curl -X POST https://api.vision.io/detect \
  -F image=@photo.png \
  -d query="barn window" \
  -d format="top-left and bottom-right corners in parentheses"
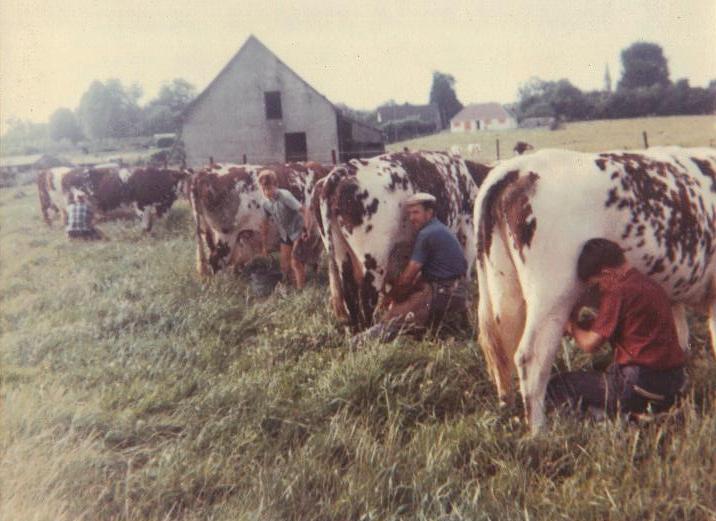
top-left (265, 91), bottom-right (283, 119)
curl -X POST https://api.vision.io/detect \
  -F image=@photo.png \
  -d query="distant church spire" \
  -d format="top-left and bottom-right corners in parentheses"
top-left (604, 64), bottom-right (612, 93)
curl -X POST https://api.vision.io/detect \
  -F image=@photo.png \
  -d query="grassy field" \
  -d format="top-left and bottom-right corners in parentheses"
top-left (2, 119), bottom-right (716, 520)
top-left (389, 115), bottom-right (716, 163)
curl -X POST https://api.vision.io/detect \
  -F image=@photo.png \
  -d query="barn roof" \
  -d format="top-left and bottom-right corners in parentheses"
top-left (451, 102), bottom-right (514, 122)
top-left (181, 35), bottom-right (380, 136)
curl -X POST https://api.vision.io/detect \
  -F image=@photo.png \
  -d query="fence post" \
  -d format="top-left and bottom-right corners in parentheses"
top-left (331, 150), bottom-right (337, 165)
top-left (243, 154), bottom-right (247, 164)
top-left (496, 139), bottom-right (500, 160)
top-left (642, 131), bottom-right (649, 149)
top-left (209, 156), bottom-right (214, 166)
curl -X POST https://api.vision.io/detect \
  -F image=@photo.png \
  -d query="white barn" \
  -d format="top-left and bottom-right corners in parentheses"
top-left (180, 36), bottom-right (384, 168)
top-left (450, 103), bottom-right (518, 132)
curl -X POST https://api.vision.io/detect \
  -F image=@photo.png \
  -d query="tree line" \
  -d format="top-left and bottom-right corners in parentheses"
top-left (3, 41), bottom-right (714, 151)
top-left (364, 42), bottom-right (716, 143)
top-left (516, 42), bottom-right (716, 123)
top-left (3, 78), bottom-right (197, 147)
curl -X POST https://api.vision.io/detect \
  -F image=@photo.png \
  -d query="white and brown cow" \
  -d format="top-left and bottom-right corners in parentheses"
top-left (37, 166), bottom-right (84, 225)
top-left (315, 150), bottom-right (491, 331)
top-left (38, 165), bottom-right (188, 232)
top-left (189, 162), bottom-right (328, 275)
top-left (474, 147), bottom-right (716, 432)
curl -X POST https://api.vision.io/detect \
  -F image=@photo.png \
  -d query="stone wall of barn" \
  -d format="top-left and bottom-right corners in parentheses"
top-left (181, 37), bottom-right (340, 168)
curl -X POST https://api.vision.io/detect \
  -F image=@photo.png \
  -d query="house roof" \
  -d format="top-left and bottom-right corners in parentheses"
top-left (451, 102), bottom-right (513, 122)
top-left (377, 103), bottom-right (440, 123)
top-left (181, 35), bottom-right (380, 135)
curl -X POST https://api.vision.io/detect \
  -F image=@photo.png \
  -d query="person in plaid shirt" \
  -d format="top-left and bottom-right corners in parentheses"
top-left (66, 193), bottom-right (104, 240)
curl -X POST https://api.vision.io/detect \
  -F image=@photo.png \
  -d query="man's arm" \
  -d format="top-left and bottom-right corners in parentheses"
top-left (565, 320), bottom-right (606, 354)
top-left (388, 260), bottom-right (423, 303)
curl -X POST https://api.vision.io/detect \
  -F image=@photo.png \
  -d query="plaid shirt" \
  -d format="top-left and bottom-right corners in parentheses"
top-left (66, 202), bottom-right (93, 232)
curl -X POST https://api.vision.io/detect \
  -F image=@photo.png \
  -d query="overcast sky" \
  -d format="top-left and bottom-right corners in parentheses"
top-left (1, 0), bottom-right (715, 134)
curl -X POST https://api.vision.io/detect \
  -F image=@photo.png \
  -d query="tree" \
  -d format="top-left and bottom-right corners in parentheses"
top-left (1, 118), bottom-right (49, 153)
top-left (49, 108), bottom-right (83, 143)
top-left (517, 77), bottom-right (592, 121)
top-left (141, 78), bottom-right (196, 134)
top-left (429, 72), bottom-right (463, 129)
top-left (77, 79), bottom-right (143, 139)
top-left (618, 42), bottom-right (670, 91)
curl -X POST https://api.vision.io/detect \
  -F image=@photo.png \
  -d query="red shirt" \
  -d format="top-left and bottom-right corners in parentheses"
top-left (590, 268), bottom-right (686, 369)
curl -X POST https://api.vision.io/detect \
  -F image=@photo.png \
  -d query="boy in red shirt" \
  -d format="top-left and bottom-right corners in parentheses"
top-left (547, 238), bottom-right (687, 418)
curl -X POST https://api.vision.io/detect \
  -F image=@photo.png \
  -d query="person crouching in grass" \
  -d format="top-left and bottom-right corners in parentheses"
top-left (66, 192), bottom-right (106, 241)
top-left (258, 169), bottom-right (306, 290)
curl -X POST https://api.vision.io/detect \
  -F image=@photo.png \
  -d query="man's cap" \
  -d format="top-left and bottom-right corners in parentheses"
top-left (405, 192), bottom-right (436, 206)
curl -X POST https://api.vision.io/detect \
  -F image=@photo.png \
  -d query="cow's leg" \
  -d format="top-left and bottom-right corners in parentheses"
top-left (476, 231), bottom-right (525, 407)
top-left (514, 290), bottom-right (577, 433)
top-left (327, 256), bottom-right (348, 321)
top-left (330, 226), bottom-right (363, 329)
top-left (671, 303), bottom-right (690, 353)
top-left (477, 266), bottom-right (525, 407)
top-left (708, 278), bottom-right (716, 359)
top-left (138, 206), bottom-right (154, 232)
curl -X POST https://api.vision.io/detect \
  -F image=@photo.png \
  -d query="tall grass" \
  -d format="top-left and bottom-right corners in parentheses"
top-left (1, 131), bottom-right (716, 520)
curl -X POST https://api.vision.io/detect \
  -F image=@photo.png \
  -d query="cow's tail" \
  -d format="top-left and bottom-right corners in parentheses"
top-left (37, 170), bottom-right (54, 226)
top-left (474, 169), bottom-right (526, 405)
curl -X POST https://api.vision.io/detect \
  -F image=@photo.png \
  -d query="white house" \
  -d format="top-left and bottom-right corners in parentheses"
top-left (450, 103), bottom-right (517, 132)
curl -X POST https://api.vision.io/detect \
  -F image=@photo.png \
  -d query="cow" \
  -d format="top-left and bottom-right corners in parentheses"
top-left (188, 161), bottom-right (328, 276)
top-left (474, 147), bottom-right (716, 433)
top-left (37, 166), bottom-right (84, 225)
top-left (38, 165), bottom-right (188, 232)
top-left (467, 143), bottom-right (482, 157)
top-left (513, 141), bottom-right (534, 155)
top-left (315, 150), bottom-right (491, 331)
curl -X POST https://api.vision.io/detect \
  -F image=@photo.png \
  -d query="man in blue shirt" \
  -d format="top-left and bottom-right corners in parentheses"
top-left (354, 192), bottom-right (469, 345)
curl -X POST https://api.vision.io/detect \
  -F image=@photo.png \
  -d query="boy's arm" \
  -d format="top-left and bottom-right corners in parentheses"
top-left (565, 320), bottom-right (606, 354)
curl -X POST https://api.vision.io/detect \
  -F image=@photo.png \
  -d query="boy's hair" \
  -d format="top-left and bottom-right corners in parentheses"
top-left (577, 238), bottom-right (626, 282)
top-left (258, 169), bottom-right (277, 186)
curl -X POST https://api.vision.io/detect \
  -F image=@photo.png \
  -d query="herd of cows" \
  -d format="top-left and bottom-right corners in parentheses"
top-left (35, 145), bottom-right (716, 432)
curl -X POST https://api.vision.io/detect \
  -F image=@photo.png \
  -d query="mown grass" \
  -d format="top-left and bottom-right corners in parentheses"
top-left (389, 114), bottom-right (716, 163)
top-left (2, 133), bottom-right (716, 520)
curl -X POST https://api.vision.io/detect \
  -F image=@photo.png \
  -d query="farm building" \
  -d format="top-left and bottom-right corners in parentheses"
top-left (450, 103), bottom-right (518, 132)
top-left (180, 35), bottom-right (384, 167)
top-left (377, 103), bottom-right (441, 130)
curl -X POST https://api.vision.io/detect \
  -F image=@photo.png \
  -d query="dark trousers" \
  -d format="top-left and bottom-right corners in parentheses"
top-left (546, 364), bottom-right (686, 417)
top-left (67, 229), bottom-right (102, 241)
top-left (427, 278), bottom-right (469, 334)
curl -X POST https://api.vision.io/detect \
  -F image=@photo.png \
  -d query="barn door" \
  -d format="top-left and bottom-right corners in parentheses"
top-left (285, 132), bottom-right (307, 162)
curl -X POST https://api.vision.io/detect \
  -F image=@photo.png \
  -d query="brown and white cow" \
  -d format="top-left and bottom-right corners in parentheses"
top-left (37, 166), bottom-right (84, 225)
top-left (188, 161), bottom-right (329, 275)
top-left (474, 147), bottom-right (716, 433)
top-left (315, 150), bottom-right (491, 331)
top-left (38, 165), bottom-right (188, 232)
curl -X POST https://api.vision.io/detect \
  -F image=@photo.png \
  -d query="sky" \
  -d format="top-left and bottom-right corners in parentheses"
top-left (1, 0), bottom-right (715, 134)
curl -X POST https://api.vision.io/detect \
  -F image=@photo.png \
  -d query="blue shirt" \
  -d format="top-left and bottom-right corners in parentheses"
top-left (411, 218), bottom-right (467, 281)
top-left (262, 188), bottom-right (304, 242)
